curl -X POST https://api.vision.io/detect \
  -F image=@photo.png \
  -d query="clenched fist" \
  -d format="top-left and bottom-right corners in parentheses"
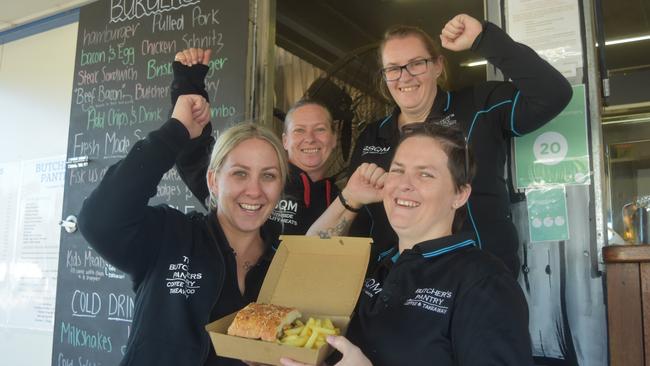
top-left (440, 14), bottom-right (483, 52)
top-left (172, 94), bottom-right (211, 139)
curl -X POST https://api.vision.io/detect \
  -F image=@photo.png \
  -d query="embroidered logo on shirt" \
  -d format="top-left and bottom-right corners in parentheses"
top-left (362, 278), bottom-right (383, 298)
top-left (269, 199), bottom-right (299, 226)
top-left (166, 256), bottom-right (203, 298)
top-left (361, 145), bottom-right (391, 156)
top-left (403, 287), bottom-right (453, 314)
top-left (433, 114), bottom-right (457, 127)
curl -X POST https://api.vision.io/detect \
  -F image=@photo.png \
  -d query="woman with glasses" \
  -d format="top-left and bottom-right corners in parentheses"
top-left (284, 124), bottom-right (532, 366)
top-left (346, 13), bottom-right (572, 277)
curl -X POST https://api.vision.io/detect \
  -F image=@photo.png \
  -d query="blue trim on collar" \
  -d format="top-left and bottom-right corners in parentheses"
top-left (444, 91), bottom-right (451, 112)
top-left (391, 251), bottom-right (401, 263)
top-left (510, 91), bottom-right (522, 136)
top-left (466, 202), bottom-right (482, 249)
top-left (467, 99), bottom-right (512, 142)
top-left (378, 115), bottom-right (392, 129)
top-left (377, 246), bottom-right (397, 262)
top-left (421, 239), bottom-right (476, 258)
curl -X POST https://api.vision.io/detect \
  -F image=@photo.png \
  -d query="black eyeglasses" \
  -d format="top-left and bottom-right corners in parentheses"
top-left (380, 58), bottom-right (435, 82)
top-left (400, 122), bottom-right (471, 182)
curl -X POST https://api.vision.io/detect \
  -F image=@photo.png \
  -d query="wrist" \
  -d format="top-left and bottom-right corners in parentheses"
top-left (339, 191), bottom-right (361, 213)
top-left (470, 20), bottom-right (489, 51)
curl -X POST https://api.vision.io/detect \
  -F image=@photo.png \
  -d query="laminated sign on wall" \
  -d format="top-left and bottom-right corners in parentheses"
top-left (526, 186), bottom-right (570, 243)
top-left (515, 84), bottom-right (590, 188)
top-left (506, 0), bottom-right (583, 78)
top-left (0, 156), bottom-right (65, 330)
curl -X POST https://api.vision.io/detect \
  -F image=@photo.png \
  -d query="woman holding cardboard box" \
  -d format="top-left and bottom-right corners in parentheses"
top-left (281, 124), bottom-right (531, 366)
top-left (78, 94), bottom-right (288, 365)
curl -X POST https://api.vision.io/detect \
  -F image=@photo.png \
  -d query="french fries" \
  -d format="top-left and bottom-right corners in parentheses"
top-left (278, 317), bottom-right (340, 349)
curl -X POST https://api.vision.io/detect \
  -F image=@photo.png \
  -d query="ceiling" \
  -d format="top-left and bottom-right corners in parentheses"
top-left (601, 0), bottom-right (650, 72)
top-left (276, 0), bottom-right (650, 91)
top-left (0, 0), bottom-right (92, 31)
top-left (276, 0), bottom-right (486, 90)
top-left (1, 0), bottom-right (648, 89)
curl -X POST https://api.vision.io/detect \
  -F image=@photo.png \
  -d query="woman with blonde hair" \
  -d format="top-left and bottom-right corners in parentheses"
top-left (79, 94), bottom-right (288, 366)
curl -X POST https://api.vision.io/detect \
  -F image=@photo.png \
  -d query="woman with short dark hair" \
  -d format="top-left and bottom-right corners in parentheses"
top-left (285, 124), bottom-right (532, 366)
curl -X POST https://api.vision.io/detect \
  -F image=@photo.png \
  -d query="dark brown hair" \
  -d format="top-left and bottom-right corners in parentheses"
top-left (378, 25), bottom-right (450, 100)
top-left (396, 123), bottom-right (475, 233)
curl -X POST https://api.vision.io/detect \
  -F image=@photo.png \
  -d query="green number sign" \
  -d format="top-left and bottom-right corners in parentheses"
top-left (515, 84), bottom-right (590, 188)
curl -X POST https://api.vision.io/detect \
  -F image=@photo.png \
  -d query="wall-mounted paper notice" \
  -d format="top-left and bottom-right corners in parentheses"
top-left (0, 156), bottom-right (65, 330)
top-left (506, 0), bottom-right (583, 78)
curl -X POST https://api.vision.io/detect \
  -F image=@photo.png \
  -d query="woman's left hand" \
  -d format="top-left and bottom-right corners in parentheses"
top-left (440, 13), bottom-right (483, 52)
top-left (279, 335), bottom-right (372, 366)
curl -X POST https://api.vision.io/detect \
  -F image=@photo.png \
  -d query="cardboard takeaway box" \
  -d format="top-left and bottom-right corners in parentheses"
top-left (206, 235), bottom-right (371, 365)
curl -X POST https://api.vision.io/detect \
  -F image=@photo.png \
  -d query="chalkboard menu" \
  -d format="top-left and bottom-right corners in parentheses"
top-left (52, 1), bottom-right (249, 364)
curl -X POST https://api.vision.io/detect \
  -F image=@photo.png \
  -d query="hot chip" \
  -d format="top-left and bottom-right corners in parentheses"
top-left (278, 317), bottom-right (341, 350)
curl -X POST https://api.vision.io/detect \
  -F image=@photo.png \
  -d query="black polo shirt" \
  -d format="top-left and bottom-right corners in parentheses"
top-left (265, 164), bottom-right (339, 237)
top-left (346, 232), bottom-right (532, 366)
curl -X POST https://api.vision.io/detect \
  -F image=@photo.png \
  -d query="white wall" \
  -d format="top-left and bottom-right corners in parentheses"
top-left (0, 23), bottom-right (76, 163)
top-left (0, 22), bottom-right (77, 366)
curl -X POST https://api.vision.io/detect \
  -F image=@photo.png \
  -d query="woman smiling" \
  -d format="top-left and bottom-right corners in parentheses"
top-left (293, 124), bottom-right (531, 366)
top-left (78, 94), bottom-right (289, 366)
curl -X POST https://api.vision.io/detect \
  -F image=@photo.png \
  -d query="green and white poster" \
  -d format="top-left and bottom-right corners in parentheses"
top-left (515, 84), bottom-right (590, 188)
top-left (526, 186), bottom-right (570, 242)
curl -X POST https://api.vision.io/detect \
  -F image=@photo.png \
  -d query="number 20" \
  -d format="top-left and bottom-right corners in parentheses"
top-left (540, 142), bottom-right (561, 154)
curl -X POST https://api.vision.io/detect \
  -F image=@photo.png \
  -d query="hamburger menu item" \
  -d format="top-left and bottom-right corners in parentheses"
top-left (227, 303), bottom-right (301, 342)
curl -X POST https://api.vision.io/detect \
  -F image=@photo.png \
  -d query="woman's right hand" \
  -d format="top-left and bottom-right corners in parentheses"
top-left (343, 163), bottom-right (386, 208)
top-left (279, 335), bottom-right (372, 366)
top-left (174, 47), bottom-right (212, 66)
top-left (172, 95), bottom-right (210, 139)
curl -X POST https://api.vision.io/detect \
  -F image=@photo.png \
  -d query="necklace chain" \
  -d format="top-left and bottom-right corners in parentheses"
top-left (242, 260), bottom-right (253, 271)
top-left (233, 251), bottom-right (255, 271)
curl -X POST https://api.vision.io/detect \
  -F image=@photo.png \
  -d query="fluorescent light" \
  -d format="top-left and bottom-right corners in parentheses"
top-left (462, 33), bottom-right (650, 66)
top-left (604, 34), bottom-right (650, 46)
top-left (461, 60), bottom-right (488, 67)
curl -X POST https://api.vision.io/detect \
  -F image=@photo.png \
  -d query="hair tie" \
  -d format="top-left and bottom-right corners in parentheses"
top-left (338, 192), bottom-right (361, 213)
